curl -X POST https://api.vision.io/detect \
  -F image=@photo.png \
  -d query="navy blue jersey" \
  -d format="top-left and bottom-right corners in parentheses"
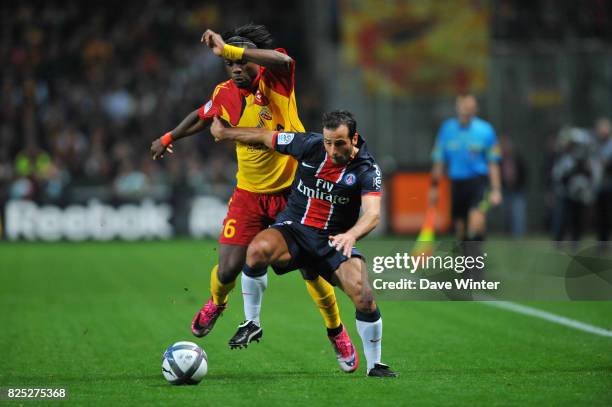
top-left (271, 131), bottom-right (382, 234)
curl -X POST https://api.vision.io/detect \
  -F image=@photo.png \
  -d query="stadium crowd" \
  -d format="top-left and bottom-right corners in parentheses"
top-left (545, 118), bottom-right (612, 248)
top-left (0, 0), bottom-right (314, 208)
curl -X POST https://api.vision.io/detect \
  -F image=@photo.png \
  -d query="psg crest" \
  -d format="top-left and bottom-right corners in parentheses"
top-left (343, 173), bottom-right (356, 185)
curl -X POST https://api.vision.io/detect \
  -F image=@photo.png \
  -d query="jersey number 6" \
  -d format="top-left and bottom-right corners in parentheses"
top-left (223, 219), bottom-right (237, 238)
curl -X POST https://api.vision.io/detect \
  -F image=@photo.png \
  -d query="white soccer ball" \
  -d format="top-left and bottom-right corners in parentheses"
top-left (162, 341), bottom-right (208, 385)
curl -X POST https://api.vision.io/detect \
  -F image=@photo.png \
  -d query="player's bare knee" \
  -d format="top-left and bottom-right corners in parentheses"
top-left (217, 257), bottom-right (243, 283)
top-left (246, 238), bottom-right (274, 267)
top-left (217, 247), bottom-right (246, 283)
top-left (356, 295), bottom-right (376, 313)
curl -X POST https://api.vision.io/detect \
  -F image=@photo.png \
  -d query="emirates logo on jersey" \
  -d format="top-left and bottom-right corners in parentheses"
top-left (254, 90), bottom-right (270, 106)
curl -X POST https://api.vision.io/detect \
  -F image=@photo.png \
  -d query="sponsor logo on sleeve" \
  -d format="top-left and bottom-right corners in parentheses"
top-left (373, 165), bottom-right (382, 189)
top-left (277, 132), bottom-right (295, 145)
top-left (204, 100), bottom-right (213, 114)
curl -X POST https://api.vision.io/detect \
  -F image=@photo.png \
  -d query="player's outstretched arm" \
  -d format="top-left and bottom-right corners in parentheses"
top-left (240, 47), bottom-right (292, 73)
top-left (150, 109), bottom-right (209, 160)
top-left (210, 116), bottom-right (275, 148)
top-left (329, 194), bottom-right (382, 257)
top-left (202, 29), bottom-right (292, 74)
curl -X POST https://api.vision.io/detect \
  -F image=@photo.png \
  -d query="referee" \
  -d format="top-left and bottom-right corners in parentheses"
top-left (429, 94), bottom-right (502, 263)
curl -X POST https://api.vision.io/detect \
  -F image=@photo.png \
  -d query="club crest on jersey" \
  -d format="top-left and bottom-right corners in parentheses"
top-left (343, 173), bottom-right (357, 186)
top-left (259, 106), bottom-right (272, 121)
top-left (277, 132), bottom-right (294, 145)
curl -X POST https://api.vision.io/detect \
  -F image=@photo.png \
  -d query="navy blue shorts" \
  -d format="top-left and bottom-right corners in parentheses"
top-left (269, 221), bottom-right (364, 285)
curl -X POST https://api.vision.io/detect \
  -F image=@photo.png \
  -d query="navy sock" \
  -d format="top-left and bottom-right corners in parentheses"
top-left (326, 323), bottom-right (343, 337)
top-left (355, 307), bottom-right (381, 322)
top-left (242, 264), bottom-right (267, 277)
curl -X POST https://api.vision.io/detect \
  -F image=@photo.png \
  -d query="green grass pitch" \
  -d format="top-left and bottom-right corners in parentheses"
top-left (1, 240), bottom-right (611, 406)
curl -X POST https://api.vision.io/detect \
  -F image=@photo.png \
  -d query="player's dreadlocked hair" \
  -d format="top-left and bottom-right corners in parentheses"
top-left (222, 23), bottom-right (274, 49)
top-left (323, 110), bottom-right (357, 137)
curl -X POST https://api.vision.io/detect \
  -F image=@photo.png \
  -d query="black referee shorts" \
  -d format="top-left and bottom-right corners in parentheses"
top-left (450, 175), bottom-right (488, 221)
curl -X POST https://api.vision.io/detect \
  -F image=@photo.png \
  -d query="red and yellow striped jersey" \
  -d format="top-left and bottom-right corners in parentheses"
top-left (198, 48), bottom-right (304, 193)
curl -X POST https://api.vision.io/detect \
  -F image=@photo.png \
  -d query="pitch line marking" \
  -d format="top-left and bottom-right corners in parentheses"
top-left (482, 301), bottom-right (612, 338)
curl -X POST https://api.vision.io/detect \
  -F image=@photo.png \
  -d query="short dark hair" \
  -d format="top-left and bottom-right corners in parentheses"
top-left (223, 23), bottom-right (274, 49)
top-left (322, 110), bottom-right (357, 137)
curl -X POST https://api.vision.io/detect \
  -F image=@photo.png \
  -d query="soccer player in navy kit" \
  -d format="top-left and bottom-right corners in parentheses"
top-left (211, 110), bottom-right (397, 377)
top-left (429, 94), bottom-right (502, 260)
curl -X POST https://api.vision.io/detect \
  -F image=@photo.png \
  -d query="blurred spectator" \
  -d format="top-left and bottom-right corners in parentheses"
top-left (499, 134), bottom-right (528, 237)
top-left (140, 155), bottom-right (169, 201)
top-left (11, 138), bottom-right (52, 201)
top-left (102, 79), bottom-right (136, 125)
top-left (83, 127), bottom-right (112, 183)
top-left (42, 158), bottom-right (71, 203)
top-left (551, 127), bottom-right (600, 249)
top-left (113, 158), bottom-right (149, 201)
top-left (541, 132), bottom-right (559, 232)
top-left (594, 117), bottom-right (612, 250)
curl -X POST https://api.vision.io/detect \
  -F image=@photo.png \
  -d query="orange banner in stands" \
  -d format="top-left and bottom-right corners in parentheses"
top-left (389, 172), bottom-right (451, 234)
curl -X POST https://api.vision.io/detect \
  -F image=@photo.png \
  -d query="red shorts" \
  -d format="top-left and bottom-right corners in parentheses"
top-left (218, 187), bottom-right (290, 246)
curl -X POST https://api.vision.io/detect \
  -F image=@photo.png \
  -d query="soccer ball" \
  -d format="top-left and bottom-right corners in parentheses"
top-left (162, 341), bottom-right (208, 385)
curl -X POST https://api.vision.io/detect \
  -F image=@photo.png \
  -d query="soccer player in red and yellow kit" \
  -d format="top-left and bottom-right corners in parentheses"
top-left (151, 24), bottom-right (354, 368)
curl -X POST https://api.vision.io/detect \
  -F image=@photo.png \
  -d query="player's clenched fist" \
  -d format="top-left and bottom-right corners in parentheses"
top-left (201, 29), bottom-right (225, 56)
top-left (150, 137), bottom-right (173, 160)
top-left (210, 116), bottom-right (223, 140)
top-left (210, 116), bottom-right (229, 142)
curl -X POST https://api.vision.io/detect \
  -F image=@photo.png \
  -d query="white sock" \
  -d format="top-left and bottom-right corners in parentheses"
top-left (241, 273), bottom-right (267, 325)
top-left (356, 317), bottom-right (383, 372)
